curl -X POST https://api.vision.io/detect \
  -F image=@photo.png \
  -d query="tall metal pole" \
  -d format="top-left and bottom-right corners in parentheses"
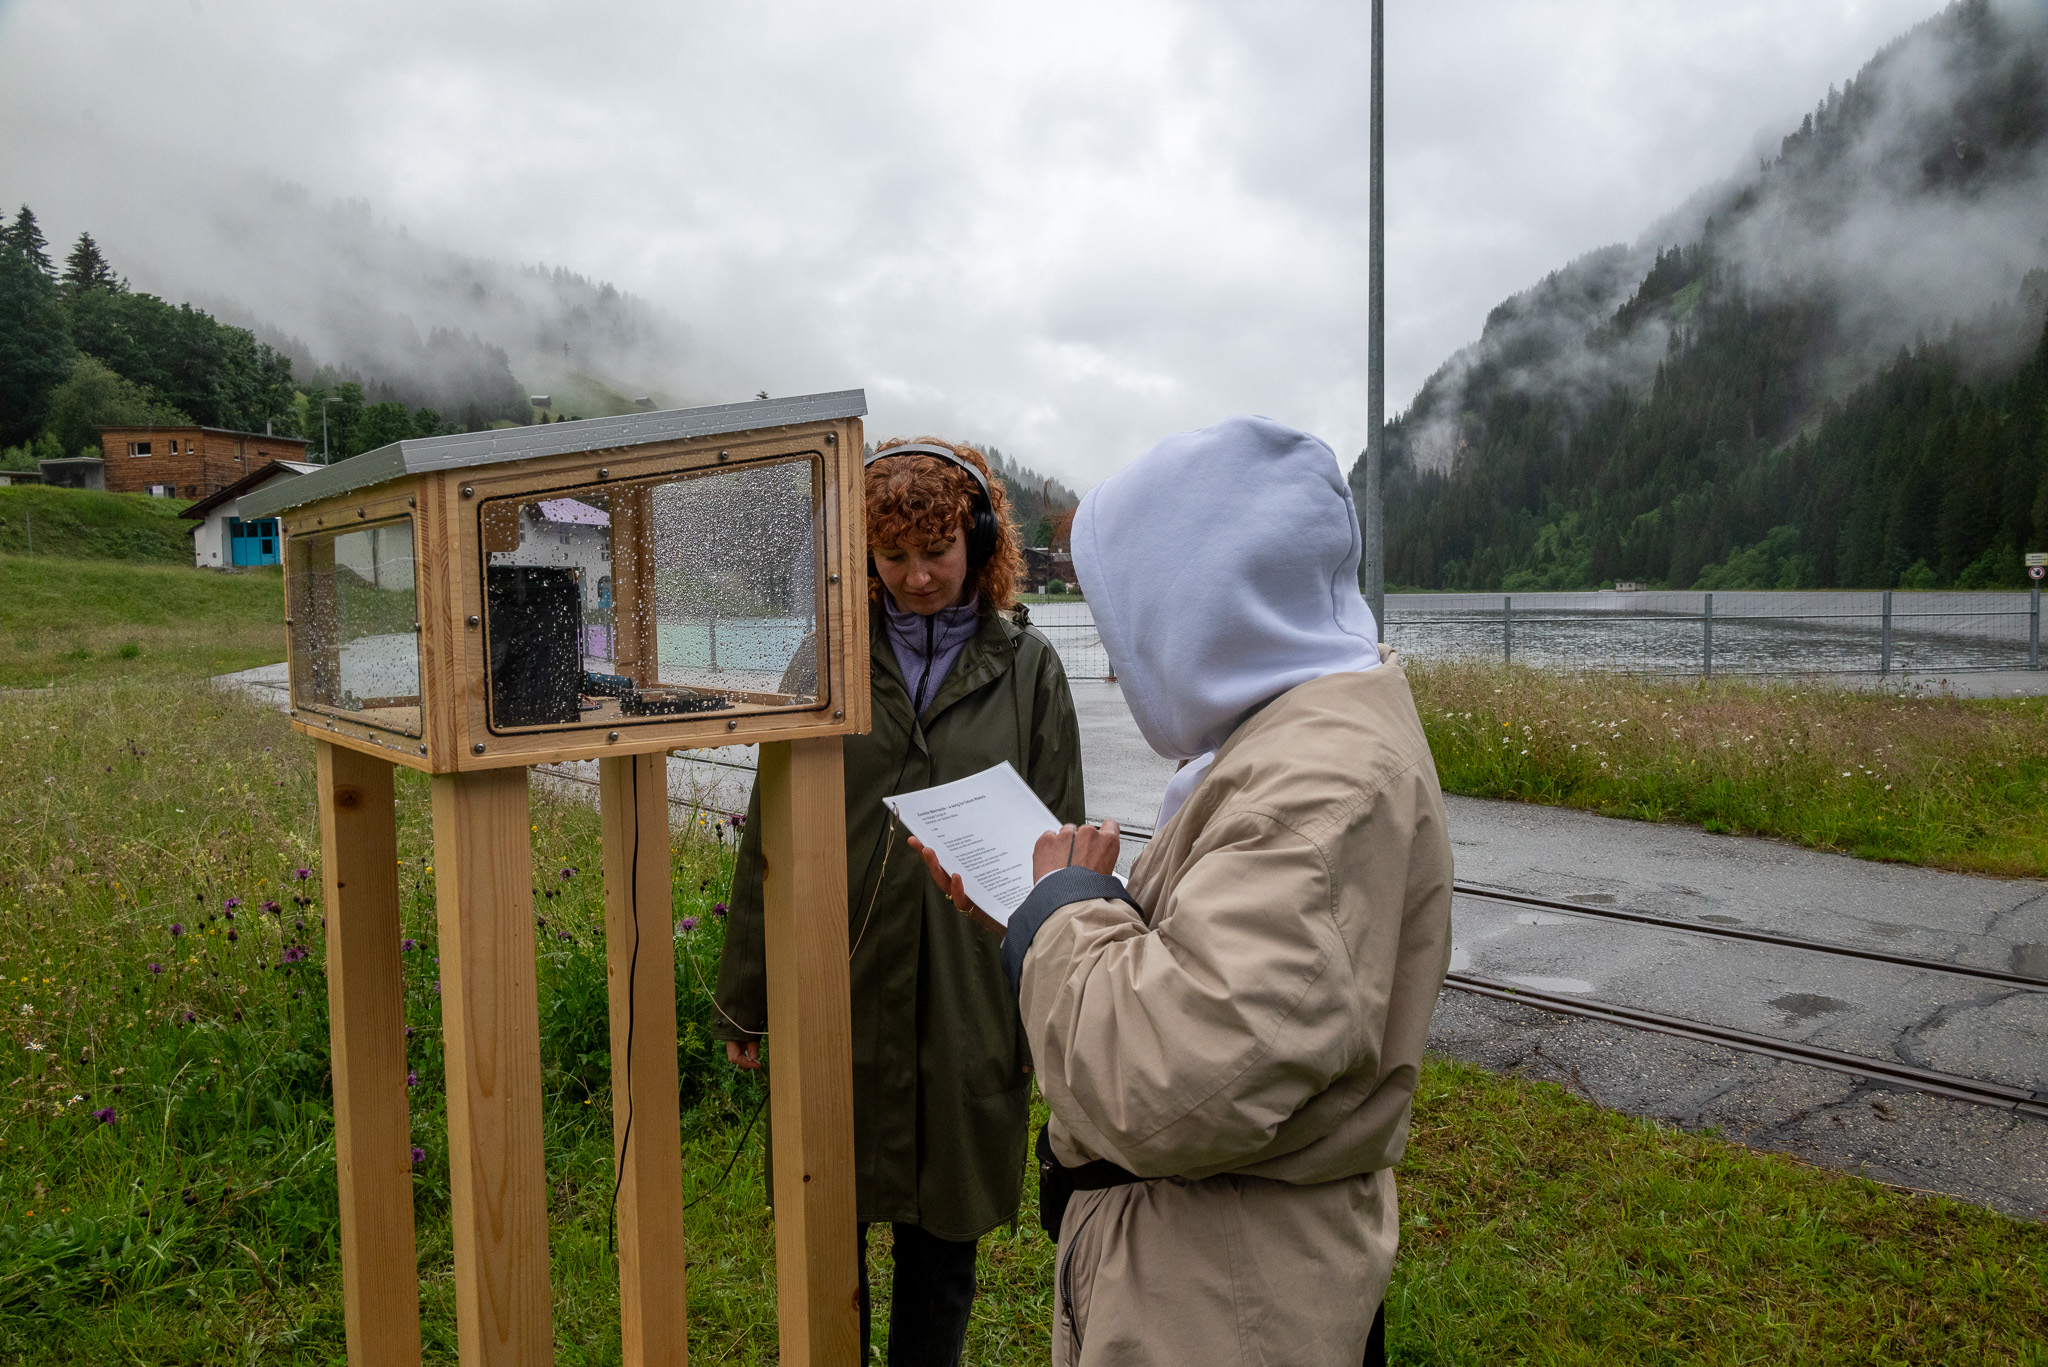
top-left (1363, 0), bottom-right (1386, 630)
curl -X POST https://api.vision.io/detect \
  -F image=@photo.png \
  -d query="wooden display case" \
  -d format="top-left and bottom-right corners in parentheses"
top-left (246, 393), bottom-right (870, 1367)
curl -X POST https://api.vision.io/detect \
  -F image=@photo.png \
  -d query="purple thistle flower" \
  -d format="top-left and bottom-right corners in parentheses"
top-left (712, 902), bottom-right (729, 918)
top-left (223, 896), bottom-right (241, 911)
top-left (433, 981), bottom-right (441, 995)
top-left (169, 923), bottom-right (184, 938)
top-left (294, 867), bottom-right (311, 882)
top-left (406, 1070), bottom-right (418, 1088)
top-left (680, 916), bottom-right (699, 933)
top-left (180, 1010), bottom-right (195, 1024)
top-left (411, 1145), bottom-right (426, 1165)
top-left (405, 1025), bottom-right (415, 1038)
top-left (262, 899), bottom-right (279, 915)
top-left (225, 928), bottom-right (238, 943)
top-left (147, 962), bottom-right (163, 976)
top-left (559, 866), bottom-right (576, 880)
top-left (282, 944), bottom-right (307, 965)
top-left (556, 931), bottom-right (571, 942)
top-left (92, 1107), bottom-right (115, 1125)
top-left (401, 938), bottom-right (419, 952)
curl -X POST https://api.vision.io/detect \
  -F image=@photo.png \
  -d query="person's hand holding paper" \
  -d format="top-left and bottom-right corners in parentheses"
top-left (888, 762), bottom-right (1118, 937)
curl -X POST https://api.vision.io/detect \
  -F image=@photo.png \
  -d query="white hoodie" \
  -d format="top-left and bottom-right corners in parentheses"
top-left (1071, 414), bottom-right (1381, 826)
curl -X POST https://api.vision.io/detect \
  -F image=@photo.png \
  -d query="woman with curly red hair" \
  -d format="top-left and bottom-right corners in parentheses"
top-left (716, 437), bottom-right (1084, 1365)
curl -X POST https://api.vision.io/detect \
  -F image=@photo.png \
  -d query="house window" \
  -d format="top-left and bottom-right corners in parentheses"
top-left (128, 441), bottom-right (152, 457)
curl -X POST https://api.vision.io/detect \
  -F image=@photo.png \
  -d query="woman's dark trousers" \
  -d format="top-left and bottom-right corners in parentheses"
top-left (856, 1222), bottom-right (980, 1366)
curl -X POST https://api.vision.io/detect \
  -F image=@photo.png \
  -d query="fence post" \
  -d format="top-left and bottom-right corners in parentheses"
top-left (1881, 590), bottom-right (1893, 676)
top-left (2032, 583), bottom-right (2041, 670)
top-left (1702, 593), bottom-right (1714, 677)
top-left (1503, 595), bottom-right (1513, 665)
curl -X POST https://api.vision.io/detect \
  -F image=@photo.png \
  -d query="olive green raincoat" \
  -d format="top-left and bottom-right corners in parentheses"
top-left (714, 604), bottom-right (1085, 1240)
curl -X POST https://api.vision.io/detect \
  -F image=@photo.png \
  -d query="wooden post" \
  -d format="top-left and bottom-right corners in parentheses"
top-left (319, 742), bottom-right (423, 1367)
top-left (600, 754), bottom-right (690, 1367)
top-left (756, 737), bottom-right (859, 1367)
top-left (431, 767), bottom-right (554, 1367)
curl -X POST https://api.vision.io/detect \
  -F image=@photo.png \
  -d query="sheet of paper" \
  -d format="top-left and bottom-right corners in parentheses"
top-left (882, 761), bottom-right (1063, 926)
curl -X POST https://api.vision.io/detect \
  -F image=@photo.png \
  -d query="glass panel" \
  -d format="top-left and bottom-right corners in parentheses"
top-left (478, 456), bottom-right (824, 733)
top-left (285, 519), bottom-right (422, 736)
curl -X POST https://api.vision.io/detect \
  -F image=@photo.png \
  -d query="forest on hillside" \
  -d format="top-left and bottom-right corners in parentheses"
top-left (1362, 0), bottom-right (2048, 591)
top-left (0, 205), bottom-right (549, 471)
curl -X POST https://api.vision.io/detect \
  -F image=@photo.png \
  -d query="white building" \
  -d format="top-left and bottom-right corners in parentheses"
top-left (180, 460), bottom-right (322, 568)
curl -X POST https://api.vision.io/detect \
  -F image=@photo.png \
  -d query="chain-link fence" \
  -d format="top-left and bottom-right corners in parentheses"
top-left (1027, 589), bottom-right (2046, 680)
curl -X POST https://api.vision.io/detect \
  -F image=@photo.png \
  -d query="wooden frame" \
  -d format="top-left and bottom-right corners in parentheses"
top-left (276, 415), bottom-right (868, 772)
top-left (294, 395), bottom-right (869, 1367)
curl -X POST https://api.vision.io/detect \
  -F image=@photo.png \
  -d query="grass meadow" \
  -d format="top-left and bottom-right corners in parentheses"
top-left (0, 678), bottom-right (2042, 1363)
top-left (1410, 660), bottom-right (2048, 877)
top-left (0, 555), bottom-right (285, 689)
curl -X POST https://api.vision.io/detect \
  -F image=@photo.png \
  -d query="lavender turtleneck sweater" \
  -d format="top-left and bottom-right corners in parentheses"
top-left (883, 592), bottom-right (981, 718)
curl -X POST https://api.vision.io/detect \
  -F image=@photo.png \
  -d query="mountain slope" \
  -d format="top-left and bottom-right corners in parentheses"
top-left (1359, 0), bottom-right (2048, 591)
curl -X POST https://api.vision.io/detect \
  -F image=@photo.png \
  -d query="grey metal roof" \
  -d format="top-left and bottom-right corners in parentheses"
top-left (238, 389), bottom-right (867, 520)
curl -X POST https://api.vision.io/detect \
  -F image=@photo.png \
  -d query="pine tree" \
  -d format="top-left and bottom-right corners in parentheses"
top-left (60, 232), bottom-right (122, 296)
top-left (2, 206), bottom-right (52, 275)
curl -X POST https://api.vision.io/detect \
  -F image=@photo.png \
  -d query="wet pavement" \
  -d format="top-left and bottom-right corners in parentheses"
top-left (223, 663), bottom-right (2048, 1218)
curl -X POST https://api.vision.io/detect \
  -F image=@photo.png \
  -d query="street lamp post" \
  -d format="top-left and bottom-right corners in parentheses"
top-left (1362, 0), bottom-right (1386, 630)
top-left (321, 395), bottom-right (341, 465)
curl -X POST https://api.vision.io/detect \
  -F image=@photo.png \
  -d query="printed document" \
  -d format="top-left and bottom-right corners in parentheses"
top-left (882, 762), bottom-right (1062, 925)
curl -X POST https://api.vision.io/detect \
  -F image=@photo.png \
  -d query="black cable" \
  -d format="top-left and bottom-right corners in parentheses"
top-left (607, 758), bottom-right (644, 1258)
top-left (684, 1074), bottom-right (771, 1211)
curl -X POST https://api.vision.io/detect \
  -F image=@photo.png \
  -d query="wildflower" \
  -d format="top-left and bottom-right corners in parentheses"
top-left (92, 1107), bottom-right (115, 1125)
top-left (405, 1025), bottom-right (415, 1038)
top-left (557, 931), bottom-right (571, 942)
top-left (226, 929), bottom-right (238, 943)
top-left (680, 916), bottom-right (699, 933)
top-left (406, 1070), bottom-right (418, 1088)
top-left (147, 963), bottom-right (163, 977)
top-left (282, 945), bottom-right (308, 965)
top-left (224, 896), bottom-right (242, 911)
top-left (294, 867), bottom-right (311, 881)
top-left (559, 866), bottom-right (576, 880)
top-left (262, 900), bottom-right (279, 915)
top-left (181, 1011), bottom-right (195, 1024)
top-left (24, 1041), bottom-right (43, 1052)
top-left (401, 938), bottom-right (419, 952)
top-left (169, 923), bottom-right (184, 938)
top-left (411, 1146), bottom-right (426, 1165)
top-left (712, 902), bottom-right (729, 918)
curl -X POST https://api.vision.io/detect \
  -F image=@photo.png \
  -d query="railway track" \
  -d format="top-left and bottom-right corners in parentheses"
top-left (535, 769), bottom-right (2048, 1121)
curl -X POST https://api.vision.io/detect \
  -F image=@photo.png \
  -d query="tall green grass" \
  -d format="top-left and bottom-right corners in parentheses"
top-left (1411, 661), bottom-right (2048, 876)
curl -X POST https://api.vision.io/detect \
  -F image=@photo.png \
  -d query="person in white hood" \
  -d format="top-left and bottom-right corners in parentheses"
top-left (916, 414), bottom-right (1454, 1367)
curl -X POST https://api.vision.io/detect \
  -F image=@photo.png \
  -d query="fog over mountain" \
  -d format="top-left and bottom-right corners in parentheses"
top-left (1368, 0), bottom-right (2048, 592)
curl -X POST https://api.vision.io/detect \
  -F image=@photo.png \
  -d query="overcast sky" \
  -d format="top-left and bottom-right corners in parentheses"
top-left (0, 0), bottom-right (1946, 484)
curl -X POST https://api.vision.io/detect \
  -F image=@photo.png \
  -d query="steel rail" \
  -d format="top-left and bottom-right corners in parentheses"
top-left (1453, 883), bottom-right (2048, 993)
top-left (1112, 822), bottom-right (2047, 993)
top-left (1444, 971), bottom-right (2048, 1120)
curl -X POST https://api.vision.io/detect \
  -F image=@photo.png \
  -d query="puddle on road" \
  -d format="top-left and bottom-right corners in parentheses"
top-left (1769, 992), bottom-right (1851, 1023)
top-left (1515, 912), bottom-right (1572, 926)
top-left (2011, 944), bottom-right (2048, 981)
top-left (1507, 975), bottom-right (1595, 994)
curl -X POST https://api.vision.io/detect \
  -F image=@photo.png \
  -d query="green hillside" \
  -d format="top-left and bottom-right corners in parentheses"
top-left (0, 553), bottom-right (284, 686)
top-left (1365, 0), bottom-right (2048, 591)
top-left (0, 484), bottom-right (198, 564)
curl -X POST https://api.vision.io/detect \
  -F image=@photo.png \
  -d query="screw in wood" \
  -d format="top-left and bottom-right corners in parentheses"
top-left (472, 743), bottom-right (485, 755)
top-left (460, 485), bottom-right (474, 498)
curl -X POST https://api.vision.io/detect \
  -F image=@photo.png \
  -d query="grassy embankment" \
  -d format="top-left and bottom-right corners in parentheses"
top-left (0, 677), bottom-right (2042, 1362)
top-left (1410, 660), bottom-right (2048, 878)
top-left (0, 487), bottom-right (285, 688)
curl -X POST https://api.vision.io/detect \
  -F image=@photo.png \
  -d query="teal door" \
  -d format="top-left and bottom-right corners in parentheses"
top-left (229, 517), bottom-right (279, 566)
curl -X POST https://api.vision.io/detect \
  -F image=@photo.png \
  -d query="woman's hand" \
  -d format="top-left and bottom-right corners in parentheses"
top-left (1032, 821), bottom-right (1122, 882)
top-left (724, 1039), bottom-right (761, 1071)
top-left (907, 836), bottom-right (1006, 938)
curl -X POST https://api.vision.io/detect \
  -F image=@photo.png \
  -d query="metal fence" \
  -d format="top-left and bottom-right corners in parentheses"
top-left (1027, 589), bottom-right (2046, 681)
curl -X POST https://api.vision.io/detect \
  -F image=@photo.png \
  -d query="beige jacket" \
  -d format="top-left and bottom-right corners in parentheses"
top-left (1014, 665), bottom-right (1453, 1363)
